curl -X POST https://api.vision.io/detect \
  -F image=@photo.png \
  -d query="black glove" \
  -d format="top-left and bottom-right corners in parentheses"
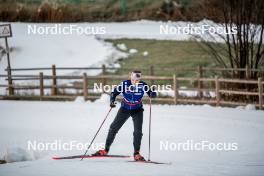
top-left (110, 101), bottom-right (116, 108)
top-left (149, 92), bottom-right (157, 98)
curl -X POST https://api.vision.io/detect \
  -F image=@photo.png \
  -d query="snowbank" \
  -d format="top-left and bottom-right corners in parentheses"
top-left (94, 93), bottom-right (110, 103)
top-left (2, 147), bottom-right (46, 163)
top-left (236, 104), bottom-right (257, 111)
top-left (74, 96), bottom-right (86, 103)
top-left (159, 89), bottom-right (216, 98)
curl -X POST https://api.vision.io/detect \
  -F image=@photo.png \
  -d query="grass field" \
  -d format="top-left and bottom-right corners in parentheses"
top-left (106, 39), bottom-right (218, 77)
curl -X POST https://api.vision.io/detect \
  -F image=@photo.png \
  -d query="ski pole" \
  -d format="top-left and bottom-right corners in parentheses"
top-left (81, 107), bottom-right (113, 161)
top-left (148, 98), bottom-right (152, 161)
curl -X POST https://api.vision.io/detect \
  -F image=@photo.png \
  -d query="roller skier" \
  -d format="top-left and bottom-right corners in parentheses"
top-left (93, 70), bottom-right (157, 161)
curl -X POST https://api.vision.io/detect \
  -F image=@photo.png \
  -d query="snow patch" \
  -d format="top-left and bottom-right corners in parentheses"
top-left (129, 49), bottom-right (138, 54)
top-left (142, 51), bottom-right (149, 56)
top-left (236, 104), bottom-right (256, 110)
top-left (116, 43), bottom-right (127, 51)
top-left (245, 104), bottom-right (256, 110)
top-left (202, 104), bottom-right (212, 108)
top-left (74, 96), bottom-right (85, 103)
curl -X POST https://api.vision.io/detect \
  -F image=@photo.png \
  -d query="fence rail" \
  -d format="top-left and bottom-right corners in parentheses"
top-left (6, 65), bottom-right (264, 73)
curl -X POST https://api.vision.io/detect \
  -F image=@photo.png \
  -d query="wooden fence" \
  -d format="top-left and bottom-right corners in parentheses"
top-left (0, 69), bottom-right (263, 109)
top-left (5, 64), bottom-right (264, 88)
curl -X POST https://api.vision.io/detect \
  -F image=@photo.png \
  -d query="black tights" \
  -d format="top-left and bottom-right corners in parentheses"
top-left (105, 107), bottom-right (143, 153)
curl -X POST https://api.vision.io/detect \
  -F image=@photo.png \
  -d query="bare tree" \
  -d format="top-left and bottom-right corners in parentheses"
top-left (199, 0), bottom-right (264, 79)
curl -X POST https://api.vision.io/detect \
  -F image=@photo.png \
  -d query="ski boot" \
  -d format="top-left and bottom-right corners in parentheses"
top-left (92, 149), bottom-right (108, 156)
top-left (134, 151), bottom-right (146, 161)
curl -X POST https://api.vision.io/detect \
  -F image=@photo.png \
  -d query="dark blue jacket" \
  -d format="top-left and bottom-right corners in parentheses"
top-left (110, 80), bottom-right (157, 110)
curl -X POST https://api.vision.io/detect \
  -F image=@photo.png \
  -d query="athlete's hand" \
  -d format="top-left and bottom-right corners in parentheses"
top-left (110, 101), bottom-right (116, 108)
top-left (150, 92), bottom-right (157, 98)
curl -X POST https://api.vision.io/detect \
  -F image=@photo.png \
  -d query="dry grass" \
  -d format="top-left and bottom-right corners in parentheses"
top-left (0, 0), bottom-right (223, 22)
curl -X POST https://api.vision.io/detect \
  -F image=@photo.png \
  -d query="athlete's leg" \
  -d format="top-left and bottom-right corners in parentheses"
top-left (105, 108), bottom-right (130, 151)
top-left (131, 108), bottom-right (144, 153)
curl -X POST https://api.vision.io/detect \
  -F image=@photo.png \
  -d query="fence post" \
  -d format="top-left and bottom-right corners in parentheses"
top-left (215, 76), bottom-right (220, 106)
top-left (51, 64), bottom-right (57, 95)
top-left (246, 65), bottom-right (250, 79)
top-left (102, 64), bottom-right (106, 92)
top-left (258, 77), bottom-right (263, 110)
top-left (173, 74), bottom-right (178, 104)
top-left (83, 73), bottom-right (88, 101)
top-left (245, 65), bottom-right (250, 100)
top-left (4, 36), bottom-right (14, 96)
top-left (102, 64), bottom-right (106, 74)
top-left (39, 72), bottom-right (44, 100)
top-left (6, 67), bottom-right (14, 96)
top-left (150, 65), bottom-right (154, 85)
top-left (197, 65), bottom-right (203, 98)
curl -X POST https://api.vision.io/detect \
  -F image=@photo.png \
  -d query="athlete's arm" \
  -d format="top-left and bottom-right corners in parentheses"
top-left (110, 82), bottom-right (123, 106)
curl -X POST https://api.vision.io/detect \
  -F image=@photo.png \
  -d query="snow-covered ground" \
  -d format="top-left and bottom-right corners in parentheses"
top-left (0, 23), bottom-right (128, 76)
top-left (99, 19), bottom-right (224, 41)
top-left (0, 95), bottom-right (264, 175)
